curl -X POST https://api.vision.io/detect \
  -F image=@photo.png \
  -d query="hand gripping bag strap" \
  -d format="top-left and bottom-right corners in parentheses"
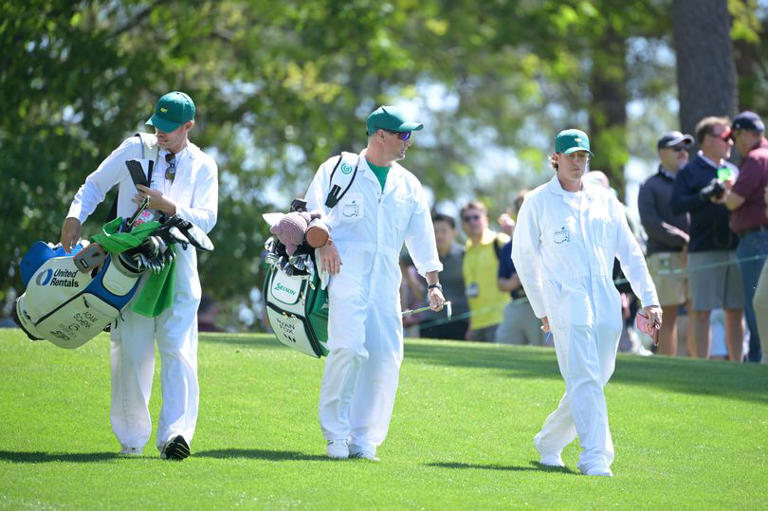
top-left (106, 133), bottom-right (160, 221)
top-left (324, 152), bottom-right (360, 208)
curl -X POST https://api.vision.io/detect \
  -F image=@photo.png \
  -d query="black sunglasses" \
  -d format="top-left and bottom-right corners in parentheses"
top-left (165, 152), bottom-right (177, 181)
top-left (462, 214), bottom-right (482, 222)
top-left (384, 130), bottom-right (411, 141)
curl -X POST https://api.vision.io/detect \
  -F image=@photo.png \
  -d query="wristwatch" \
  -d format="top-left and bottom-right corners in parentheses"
top-left (428, 283), bottom-right (443, 291)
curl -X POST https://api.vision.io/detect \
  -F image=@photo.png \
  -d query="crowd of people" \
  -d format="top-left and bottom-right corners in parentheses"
top-left (400, 112), bottom-right (768, 365)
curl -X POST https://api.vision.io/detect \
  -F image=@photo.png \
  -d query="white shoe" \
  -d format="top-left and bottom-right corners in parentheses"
top-left (579, 464), bottom-right (613, 477)
top-left (120, 446), bottom-right (142, 456)
top-left (349, 447), bottom-right (380, 462)
top-left (326, 439), bottom-right (349, 459)
top-left (533, 436), bottom-right (564, 467)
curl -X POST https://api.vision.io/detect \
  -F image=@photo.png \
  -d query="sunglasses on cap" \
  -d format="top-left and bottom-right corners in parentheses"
top-left (384, 129), bottom-right (411, 141)
top-left (462, 214), bottom-right (482, 223)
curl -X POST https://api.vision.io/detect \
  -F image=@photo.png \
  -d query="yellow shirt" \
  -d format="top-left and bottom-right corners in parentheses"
top-left (463, 229), bottom-right (511, 330)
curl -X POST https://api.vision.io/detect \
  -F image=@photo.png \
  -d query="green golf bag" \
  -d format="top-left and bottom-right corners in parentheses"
top-left (262, 258), bottom-right (329, 358)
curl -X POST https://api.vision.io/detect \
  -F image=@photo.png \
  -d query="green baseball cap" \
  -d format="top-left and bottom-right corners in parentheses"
top-left (366, 105), bottom-right (423, 135)
top-left (145, 91), bottom-right (196, 133)
top-left (555, 129), bottom-right (593, 155)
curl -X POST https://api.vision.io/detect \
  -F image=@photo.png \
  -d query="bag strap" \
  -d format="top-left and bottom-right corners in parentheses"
top-left (135, 132), bottom-right (159, 185)
top-left (324, 153), bottom-right (360, 208)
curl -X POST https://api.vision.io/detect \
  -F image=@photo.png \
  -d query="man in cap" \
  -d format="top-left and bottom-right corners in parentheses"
top-left (670, 116), bottom-right (744, 361)
top-left (60, 91), bottom-right (218, 459)
top-left (305, 105), bottom-right (445, 461)
top-left (512, 129), bottom-right (661, 476)
top-left (720, 111), bottom-right (768, 362)
top-left (637, 131), bottom-right (693, 356)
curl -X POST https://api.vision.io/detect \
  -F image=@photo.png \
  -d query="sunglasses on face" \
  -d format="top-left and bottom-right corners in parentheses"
top-left (462, 214), bottom-right (482, 223)
top-left (714, 128), bottom-right (732, 141)
top-left (384, 129), bottom-right (411, 141)
top-left (670, 145), bottom-right (687, 152)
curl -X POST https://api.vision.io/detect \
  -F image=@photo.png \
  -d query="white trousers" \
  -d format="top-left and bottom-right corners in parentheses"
top-left (535, 320), bottom-right (621, 472)
top-left (110, 299), bottom-right (199, 451)
top-left (319, 254), bottom-right (403, 451)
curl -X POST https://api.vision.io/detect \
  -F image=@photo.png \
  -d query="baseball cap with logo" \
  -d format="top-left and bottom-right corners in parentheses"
top-left (731, 111), bottom-right (765, 132)
top-left (657, 130), bottom-right (694, 150)
top-left (366, 106), bottom-right (424, 135)
top-left (555, 129), bottom-right (593, 155)
top-left (146, 91), bottom-right (196, 133)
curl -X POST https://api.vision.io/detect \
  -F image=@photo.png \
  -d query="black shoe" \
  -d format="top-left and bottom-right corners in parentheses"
top-left (162, 435), bottom-right (190, 460)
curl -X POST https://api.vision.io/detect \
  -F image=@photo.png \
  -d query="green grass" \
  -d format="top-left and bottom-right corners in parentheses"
top-left (1, 328), bottom-right (766, 510)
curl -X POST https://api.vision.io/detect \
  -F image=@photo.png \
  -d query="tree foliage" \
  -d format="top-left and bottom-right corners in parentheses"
top-left (2, 0), bottom-right (767, 322)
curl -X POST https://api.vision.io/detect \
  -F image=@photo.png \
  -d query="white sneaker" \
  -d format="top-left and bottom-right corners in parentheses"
top-left (579, 464), bottom-right (613, 477)
top-left (349, 447), bottom-right (380, 462)
top-left (533, 436), bottom-right (564, 467)
top-left (326, 439), bottom-right (349, 459)
top-left (120, 446), bottom-right (142, 456)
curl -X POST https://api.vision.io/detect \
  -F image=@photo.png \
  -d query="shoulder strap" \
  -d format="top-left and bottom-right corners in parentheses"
top-left (134, 133), bottom-right (159, 184)
top-left (324, 152), bottom-right (360, 208)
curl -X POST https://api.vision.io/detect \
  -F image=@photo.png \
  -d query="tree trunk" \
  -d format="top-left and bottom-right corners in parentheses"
top-left (673, 0), bottom-right (737, 138)
top-left (588, 24), bottom-right (628, 196)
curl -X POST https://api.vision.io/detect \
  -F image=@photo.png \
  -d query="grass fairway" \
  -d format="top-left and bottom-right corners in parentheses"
top-left (1, 328), bottom-right (766, 510)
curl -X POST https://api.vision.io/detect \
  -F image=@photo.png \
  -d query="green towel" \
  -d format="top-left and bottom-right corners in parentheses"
top-left (91, 217), bottom-right (176, 317)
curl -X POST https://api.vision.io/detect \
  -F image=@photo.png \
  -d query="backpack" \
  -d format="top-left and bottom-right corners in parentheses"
top-left (263, 153), bottom-right (359, 358)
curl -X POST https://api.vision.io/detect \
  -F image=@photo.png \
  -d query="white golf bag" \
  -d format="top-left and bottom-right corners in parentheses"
top-left (14, 215), bottom-right (214, 349)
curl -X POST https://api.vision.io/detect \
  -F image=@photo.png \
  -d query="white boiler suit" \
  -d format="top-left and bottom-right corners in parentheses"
top-left (512, 176), bottom-right (658, 473)
top-left (305, 149), bottom-right (442, 452)
top-left (66, 135), bottom-right (218, 452)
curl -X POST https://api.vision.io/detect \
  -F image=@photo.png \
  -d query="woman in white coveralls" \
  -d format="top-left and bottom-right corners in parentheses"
top-left (305, 106), bottom-right (445, 461)
top-left (60, 91), bottom-right (218, 460)
top-left (512, 129), bottom-right (662, 476)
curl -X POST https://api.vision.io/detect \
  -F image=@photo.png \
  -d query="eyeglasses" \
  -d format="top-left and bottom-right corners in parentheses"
top-left (715, 128), bottom-right (732, 141)
top-left (384, 130), bottom-right (411, 141)
top-left (165, 152), bottom-right (177, 181)
top-left (670, 145), bottom-right (688, 152)
top-left (462, 214), bottom-right (482, 223)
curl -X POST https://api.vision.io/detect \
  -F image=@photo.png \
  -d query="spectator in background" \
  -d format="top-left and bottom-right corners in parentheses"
top-left (671, 116), bottom-right (744, 361)
top-left (638, 131), bottom-right (693, 356)
top-left (197, 295), bottom-right (222, 332)
top-left (752, 185), bottom-right (768, 348)
top-left (496, 191), bottom-right (545, 346)
top-left (461, 201), bottom-right (510, 342)
top-left (400, 253), bottom-right (426, 338)
top-left (722, 111), bottom-right (768, 363)
top-left (420, 213), bottom-right (470, 340)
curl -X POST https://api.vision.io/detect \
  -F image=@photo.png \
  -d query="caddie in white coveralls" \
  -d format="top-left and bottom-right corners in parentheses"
top-left (512, 129), bottom-right (662, 476)
top-left (60, 91), bottom-right (218, 460)
top-left (305, 106), bottom-right (445, 461)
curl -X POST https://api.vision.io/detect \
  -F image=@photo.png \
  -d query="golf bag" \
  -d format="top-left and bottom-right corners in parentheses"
top-left (14, 215), bottom-right (213, 349)
top-left (262, 257), bottom-right (329, 358)
top-left (263, 198), bottom-right (338, 358)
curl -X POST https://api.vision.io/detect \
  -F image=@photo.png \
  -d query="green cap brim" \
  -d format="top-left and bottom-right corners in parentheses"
top-left (562, 147), bottom-right (594, 156)
top-left (145, 115), bottom-right (181, 133)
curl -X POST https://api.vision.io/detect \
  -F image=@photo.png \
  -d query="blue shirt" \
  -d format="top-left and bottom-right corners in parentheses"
top-left (497, 241), bottom-right (526, 300)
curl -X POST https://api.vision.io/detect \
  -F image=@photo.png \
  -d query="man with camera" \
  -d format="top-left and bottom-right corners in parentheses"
top-left (670, 116), bottom-right (743, 361)
top-left (720, 111), bottom-right (768, 363)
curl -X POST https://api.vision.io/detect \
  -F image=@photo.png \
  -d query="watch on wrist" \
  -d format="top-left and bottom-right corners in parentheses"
top-left (428, 283), bottom-right (442, 291)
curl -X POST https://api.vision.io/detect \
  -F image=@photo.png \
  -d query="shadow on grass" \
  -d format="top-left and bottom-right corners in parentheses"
top-left (426, 460), bottom-right (578, 475)
top-left (404, 341), bottom-right (768, 404)
top-left (0, 451), bottom-right (118, 463)
top-left (195, 448), bottom-right (328, 462)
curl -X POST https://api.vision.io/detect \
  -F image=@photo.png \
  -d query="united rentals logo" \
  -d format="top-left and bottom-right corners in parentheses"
top-left (36, 268), bottom-right (80, 288)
